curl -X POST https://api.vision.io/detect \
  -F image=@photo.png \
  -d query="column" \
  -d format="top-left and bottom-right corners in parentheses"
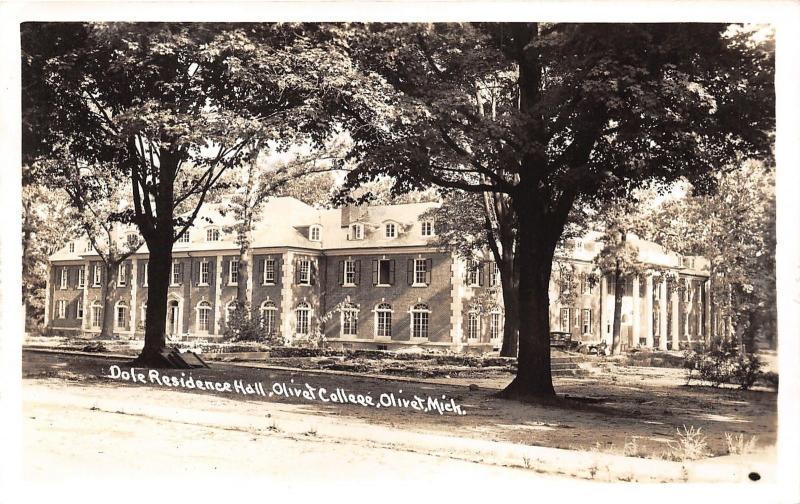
top-left (44, 266), bottom-right (51, 329)
top-left (670, 281), bottom-right (680, 350)
top-left (644, 275), bottom-right (654, 348)
top-left (130, 259), bottom-right (138, 338)
top-left (632, 275), bottom-right (640, 347)
top-left (281, 251), bottom-right (294, 345)
top-left (449, 252), bottom-right (464, 352)
top-left (214, 255), bottom-right (223, 336)
top-left (600, 276), bottom-right (611, 346)
top-left (658, 279), bottom-right (668, 351)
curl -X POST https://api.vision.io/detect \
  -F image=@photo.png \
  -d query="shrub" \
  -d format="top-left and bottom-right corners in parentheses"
top-left (667, 425), bottom-right (708, 461)
top-left (683, 340), bottom-right (763, 390)
top-left (223, 301), bottom-right (281, 344)
top-left (724, 433), bottom-right (758, 455)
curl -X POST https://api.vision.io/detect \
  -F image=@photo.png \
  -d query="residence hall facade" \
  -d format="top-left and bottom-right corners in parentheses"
top-left (45, 197), bottom-right (712, 353)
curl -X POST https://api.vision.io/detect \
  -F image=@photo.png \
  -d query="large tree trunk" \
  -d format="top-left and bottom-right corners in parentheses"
top-left (611, 265), bottom-right (624, 355)
top-left (499, 265), bottom-right (519, 357)
top-left (138, 234), bottom-right (172, 362)
top-left (498, 203), bottom-right (558, 399)
top-left (99, 261), bottom-right (116, 339)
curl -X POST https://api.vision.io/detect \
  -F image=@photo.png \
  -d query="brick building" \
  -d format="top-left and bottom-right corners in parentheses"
top-left (44, 197), bottom-right (712, 353)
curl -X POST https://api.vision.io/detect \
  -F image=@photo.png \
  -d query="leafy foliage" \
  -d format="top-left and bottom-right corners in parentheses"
top-left (683, 340), bottom-right (763, 390)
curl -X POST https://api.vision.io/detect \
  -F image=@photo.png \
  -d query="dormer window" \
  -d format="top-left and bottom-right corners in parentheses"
top-left (68, 242), bottom-right (75, 253)
top-left (385, 223), bottom-right (396, 238)
top-left (176, 230), bottom-right (189, 243)
top-left (206, 228), bottom-right (220, 242)
top-left (309, 225), bottom-right (321, 242)
top-left (350, 223), bottom-right (364, 241)
top-left (421, 221), bottom-right (434, 237)
top-left (127, 233), bottom-right (139, 247)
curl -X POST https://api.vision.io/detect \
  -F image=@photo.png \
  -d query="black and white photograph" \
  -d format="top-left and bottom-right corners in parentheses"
top-left (2, 2), bottom-right (799, 502)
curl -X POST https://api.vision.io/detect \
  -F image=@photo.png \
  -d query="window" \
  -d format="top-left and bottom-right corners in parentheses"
top-left (385, 223), bottom-right (396, 238)
top-left (342, 259), bottom-right (358, 286)
top-left (197, 301), bottom-right (212, 332)
top-left (421, 221), bottom-right (434, 237)
top-left (143, 262), bottom-right (148, 287)
top-left (295, 302), bottom-right (311, 335)
top-left (206, 228), bottom-right (220, 242)
top-left (683, 281), bottom-right (691, 302)
top-left (91, 302), bottom-right (102, 328)
top-left (298, 259), bottom-right (311, 285)
top-left (467, 260), bottom-right (482, 287)
top-left (582, 309), bottom-right (592, 334)
top-left (375, 303), bottom-right (392, 338)
top-left (411, 259), bottom-right (430, 286)
top-left (374, 259), bottom-right (394, 286)
top-left (93, 264), bottom-right (101, 287)
top-left (57, 300), bottom-right (66, 319)
top-left (260, 301), bottom-right (278, 336)
top-left (468, 311), bottom-right (481, 340)
top-left (117, 263), bottom-right (126, 286)
top-left (199, 261), bottom-right (210, 285)
top-left (560, 271), bottom-right (572, 295)
top-left (489, 262), bottom-right (499, 287)
top-left (349, 223), bottom-right (364, 240)
top-left (341, 303), bottom-right (359, 337)
top-left (411, 303), bottom-right (430, 339)
top-left (76, 297), bottom-right (83, 319)
top-left (127, 233), bottom-right (140, 247)
top-left (116, 302), bottom-right (127, 328)
top-left (263, 258), bottom-right (276, 284)
top-left (171, 262), bottom-right (182, 286)
top-left (309, 225), bottom-right (321, 242)
top-left (60, 268), bottom-right (68, 289)
top-left (68, 242), bottom-right (75, 253)
top-left (229, 259), bottom-right (239, 285)
top-left (490, 312), bottom-right (502, 340)
top-left (77, 267), bottom-right (85, 288)
top-left (176, 231), bottom-right (189, 243)
top-left (560, 308), bottom-right (571, 332)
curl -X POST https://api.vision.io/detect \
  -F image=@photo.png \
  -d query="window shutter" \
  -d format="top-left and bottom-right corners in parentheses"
top-left (338, 260), bottom-right (344, 286)
top-left (275, 257), bottom-right (281, 284)
top-left (355, 260), bottom-right (361, 285)
top-left (208, 261), bottom-right (215, 285)
top-left (222, 260), bottom-right (229, 286)
top-left (295, 258), bottom-right (301, 285)
top-left (407, 259), bottom-right (414, 285)
top-left (372, 260), bottom-right (379, 286)
top-left (425, 259), bottom-right (432, 285)
top-left (389, 260), bottom-right (396, 285)
top-left (478, 262), bottom-right (485, 286)
top-left (310, 260), bottom-right (317, 285)
top-left (179, 262), bottom-right (185, 284)
top-left (257, 257), bottom-right (265, 284)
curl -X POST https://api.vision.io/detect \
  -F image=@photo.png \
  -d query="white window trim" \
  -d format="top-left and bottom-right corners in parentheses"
top-left (117, 263), bottom-right (126, 286)
top-left (206, 227), bottom-right (221, 242)
top-left (409, 304), bottom-right (431, 340)
top-left (467, 260), bottom-right (481, 287)
top-left (582, 308), bottom-right (592, 335)
top-left (115, 302), bottom-right (128, 329)
top-left (467, 311), bottom-right (481, 341)
top-left (143, 262), bottom-right (149, 287)
top-left (77, 267), bottom-right (85, 288)
top-left (68, 242), bottom-right (75, 253)
top-left (91, 302), bottom-right (102, 329)
top-left (340, 304), bottom-right (359, 338)
top-left (343, 259), bottom-right (357, 287)
top-left (260, 301), bottom-right (278, 335)
top-left (489, 311), bottom-right (502, 341)
top-left (228, 259), bottom-right (239, 286)
top-left (60, 268), bottom-right (68, 290)
top-left (196, 302), bottom-right (212, 333)
top-left (170, 262), bottom-right (181, 287)
top-left (298, 259), bottom-right (311, 286)
top-left (350, 223), bottom-right (364, 241)
top-left (309, 225), bottom-right (322, 242)
top-left (93, 264), bottom-right (101, 287)
top-left (76, 297), bottom-right (84, 319)
top-left (295, 303), bottom-right (312, 336)
top-left (412, 259), bottom-right (428, 287)
top-left (263, 258), bottom-right (276, 285)
top-left (373, 303), bottom-right (393, 339)
top-left (421, 221), bottom-right (434, 237)
top-left (198, 260), bottom-right (210, 286)
top-left (176, 230), bottom-right (190, 244)
top-left (385, 223), bottom-right (396, 238)
top-left (56, 299), bottom-right (66, 319)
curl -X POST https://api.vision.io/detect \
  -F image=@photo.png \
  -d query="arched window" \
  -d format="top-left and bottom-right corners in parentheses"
top-left (115, 301), bottom-right (128, 329)
top-left (90, 301), bottom-right (102, 329)
top-left (375, 303), bottom-right (392, 338)
top-left (197, 301), bottom-right (212, 333)
top-left (410, 303), bottom-right (430, 339)
top-left (467, 311), bottom-right (481, 340)
top-left (260, 300), bottom-right (278, 336)
top-left (341, 303), bottom-right (359, 337)
top-left (309, 225), bottom-right (322, 242)
top-left (295, 302), bottom-right (312, 335)
top-left (206, 227), bottom-right (220, 242)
